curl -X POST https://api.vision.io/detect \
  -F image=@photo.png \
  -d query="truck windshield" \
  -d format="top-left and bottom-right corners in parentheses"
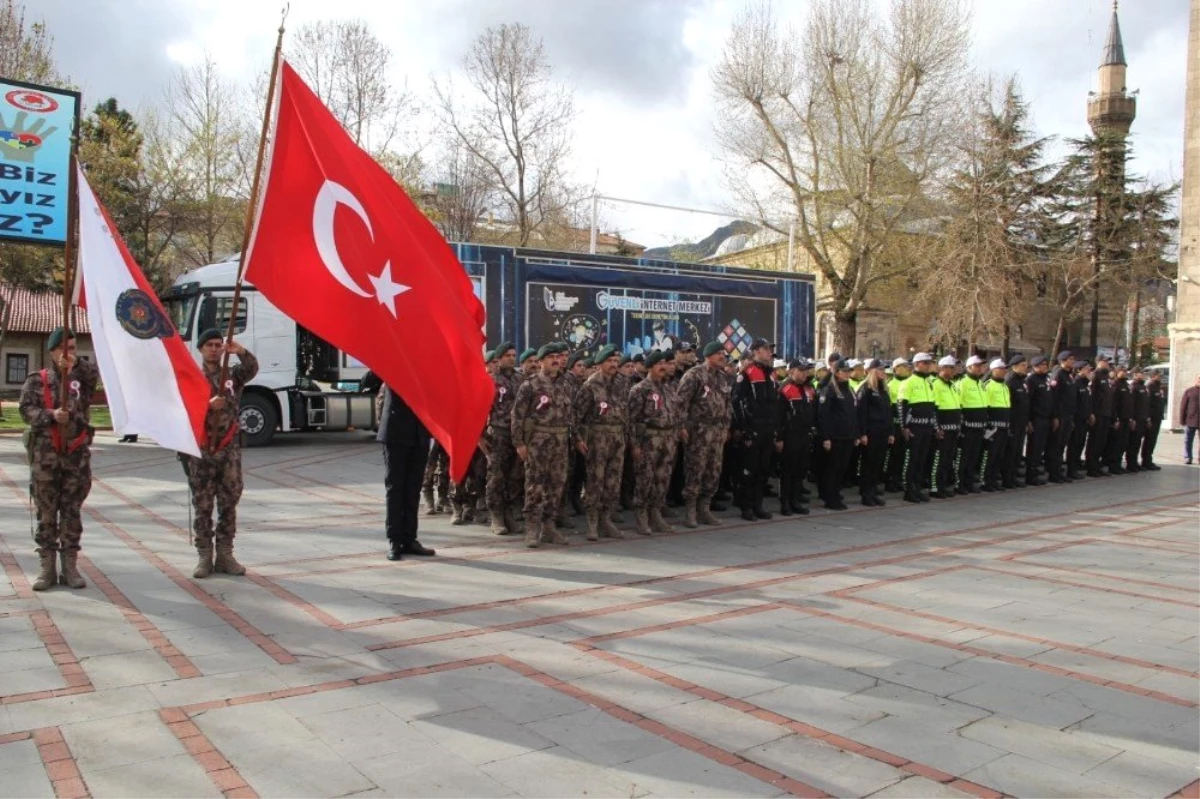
top-left (164, 293), bottom-right (198, 341)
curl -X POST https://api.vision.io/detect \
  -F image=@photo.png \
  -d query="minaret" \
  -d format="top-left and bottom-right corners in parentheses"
top-left (1087, 1), bottom-right (1137, 139)
top-left (1086, 0), bottom-right (1137, 349)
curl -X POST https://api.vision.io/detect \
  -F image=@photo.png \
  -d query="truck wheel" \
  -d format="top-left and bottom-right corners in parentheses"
top-left (239, 394), bottom-right (277, 447)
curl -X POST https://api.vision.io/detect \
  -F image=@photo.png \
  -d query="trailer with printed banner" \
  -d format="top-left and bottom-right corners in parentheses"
top-left (163, 244), bottom-right (815, 446)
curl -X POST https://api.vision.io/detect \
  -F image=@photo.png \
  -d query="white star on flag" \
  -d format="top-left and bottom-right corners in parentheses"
top-left (368, 261), bottom-right (410, 318)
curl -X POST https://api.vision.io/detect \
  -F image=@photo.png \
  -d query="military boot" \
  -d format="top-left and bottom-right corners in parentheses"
top-left (543, 518), bottom-right (570, 546)
top-left (660, 504), bottom-right (678, 519)
top-left (422, 489), bottom-right (437, 515)
top-left (585, 509), bottom-right (600, 541)
top-left (451, 503), bottom-right (466, 525)
top-left (59, 550), bottom-right (86, 589)
top-left (554, 511), bottom-right (576, 530)
top-left (213, 539), bottom-right (246, 576)
top-left (649, 506), bottom-right (675, 534)
top-left (697, 497), bottom-right (722, 526)
top-left (682, 500), bottom-right (699, 529)
top-left (193, 541), bottom-right (214, 579)
top-left (463, 505), bottom-right (477, 524)
top-left (634, 508), bottom-right (653, 536)
top-left (503, 507), bottom-right (524, 535)
top-left (598, 508), bottom-right (625, 539)
top-left (524, 518), bottom-right (543, 548)
top-left (490, 510), bottom-right (510, 536)
top-left (32, 550), bottom-right (57, 591)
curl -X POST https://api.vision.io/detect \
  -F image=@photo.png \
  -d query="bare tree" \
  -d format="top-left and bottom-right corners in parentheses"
top-left (165, 54), bottom-right (248, 267)
top-left (428, 142), bottom-right (491, 242)
top-left (0, 0), bottom-right (67, 352)
top-left (434, 23), bottom-right (578, 247)
top-left (290, 19), bottom-right (417, 156)
top-left (713, 0), bottom-right (971, 352)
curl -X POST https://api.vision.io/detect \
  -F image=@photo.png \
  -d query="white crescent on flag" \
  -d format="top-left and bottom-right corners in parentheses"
top-left (76, 168), bottom-right (210, 457)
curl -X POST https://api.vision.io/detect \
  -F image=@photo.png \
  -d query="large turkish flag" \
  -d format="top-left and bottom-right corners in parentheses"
top-left (244, 61), bottom-right (490, 482)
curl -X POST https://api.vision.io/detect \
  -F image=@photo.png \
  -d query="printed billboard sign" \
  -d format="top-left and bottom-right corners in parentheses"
top-left (526, 281), bottom-right (777, 359)
top-left (0, 78), bottom-right (80, 246)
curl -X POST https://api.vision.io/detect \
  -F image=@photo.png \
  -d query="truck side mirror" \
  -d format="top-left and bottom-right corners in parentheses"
top-left (197, 295), bottom-right (216, 332)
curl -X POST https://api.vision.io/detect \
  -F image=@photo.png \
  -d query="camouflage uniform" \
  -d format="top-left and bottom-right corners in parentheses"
top-left (629, 376), bottom-right (679, 534)
top-left (512, 370), bottom-right (573, 546)
top-left (421, 441), bottom-right (450, 513)
top-left (180, 350), bottom-right (258, 576)
top-left (20, 359), bottom-right (99, 589)
top-left (560, 370), bottom-right (586, 525)
top-left (449, 450), bottom-right (487, 524)
top-left (677, 362), bottom-right (732, 526)
top-left (485, 365), bottom-right (525, 534)
top-left (573, 371), bottom-right (628, 539)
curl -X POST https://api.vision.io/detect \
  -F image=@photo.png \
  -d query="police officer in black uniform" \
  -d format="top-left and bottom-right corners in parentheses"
top-left (1087, 365), bottom-right (1113, 476)
top-left (776, 358), bottom-right (816, 515)
top-left (732, 338), bottom-right (779, 521)
top-left (1047, 351), bottom-right (1076, 482)
top-left (1107, 366), bottom-right (1133, 474)
top-left (1025, 355), bottom-right (1054, 485)
top-left (1003, 355), bottom-right (1030, 488)
top-left (1126, 369), bottom-right (1151, 473)
top-left (1142, 372), bottom-right (1165, 470)
top-left (1068, 363), bottom-right (1094, 479)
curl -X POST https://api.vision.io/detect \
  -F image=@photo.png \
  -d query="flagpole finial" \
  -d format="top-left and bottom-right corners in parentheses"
top-left (278, 3), bottom-right (289, 35)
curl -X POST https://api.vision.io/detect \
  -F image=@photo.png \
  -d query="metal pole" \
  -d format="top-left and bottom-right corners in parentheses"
top-left (589, 193), bottom-right (598, 254)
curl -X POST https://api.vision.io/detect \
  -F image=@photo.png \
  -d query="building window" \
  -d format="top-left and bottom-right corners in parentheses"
top-left (198, 296), bottom-right (248, 335)
top-left (6, 353), bottom-right (29, 384)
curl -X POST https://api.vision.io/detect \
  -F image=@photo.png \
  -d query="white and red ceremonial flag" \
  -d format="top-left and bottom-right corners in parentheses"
top-left (242, 61), bottom-right (491, 482)
top-left (75, 167), bottom-right (211, 456)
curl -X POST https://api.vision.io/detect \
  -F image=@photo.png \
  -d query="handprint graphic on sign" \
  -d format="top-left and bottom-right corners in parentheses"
top-left (0, 110), bottom-right (57, 163)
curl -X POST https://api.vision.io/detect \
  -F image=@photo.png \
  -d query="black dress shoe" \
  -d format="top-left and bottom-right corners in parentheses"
top-left (904, 492), bottom-right (922, 503)
top-left (753, 508), bottom-right (773, 520)
top-left (873, 496), bottom-right (886, 506)
top-left (795, 504), bottom-right (810, 515)
top-left (1143, 463), bottom-right (1161, 471)
top-left (401, 541), bottom-right (436, 557)
top-left (780, 505), bottom-right (794, 517)
top-left (741, 507), bottom-right (755, 521)
top-left (387, 542), bottom-right (403, 561)
top-left (825, 501), bottom-right (847, 511)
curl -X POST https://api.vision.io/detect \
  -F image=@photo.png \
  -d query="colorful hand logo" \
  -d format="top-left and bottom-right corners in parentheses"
top-left (0, 111), bottom-right (56, 163)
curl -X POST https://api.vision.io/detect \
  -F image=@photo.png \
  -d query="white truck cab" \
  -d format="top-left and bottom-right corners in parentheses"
top-left (161, 256), bottom-right (377, 446)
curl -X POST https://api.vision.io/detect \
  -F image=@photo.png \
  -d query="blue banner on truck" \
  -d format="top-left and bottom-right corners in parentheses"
top-left (451, 244), bottom-right (815, 360)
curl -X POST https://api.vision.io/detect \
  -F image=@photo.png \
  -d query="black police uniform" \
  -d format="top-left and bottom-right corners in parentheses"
top-left (856, 380), bottom-right (891, 506)
top-left (1003, 368), bottom-right (1030, 487)
top-left (1025, 368), bottom-right (1054, 485)
top-left (816, 377), bottom-right (859, 510)
top-left (1068, 373), bottom-right (1092, 478)
top-left (777, 377), bottom-right (816, 514)
top-left (733, 359), bottom-right (780, 519)
top-left (1087, 369), bottom-right (1113, 476)
top-left (1048, 364), bottom-right (1076, 481)
top-left (1106, 375), bottom-right (1133, 473)
top-left (1126, 377), bottom-right (1150, 472)
top-left (1142, 380), bottom-right (1164, 469)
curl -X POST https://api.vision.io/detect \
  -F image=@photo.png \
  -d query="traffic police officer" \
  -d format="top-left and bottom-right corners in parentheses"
top-left (957, 355), bottom-right (988, 493)
top-left (897, 352), bottom-right (936, 502)
top-left (929, 355), bottom-right (962, 499)
top-left (981, 358), bottom-right (1011, 491)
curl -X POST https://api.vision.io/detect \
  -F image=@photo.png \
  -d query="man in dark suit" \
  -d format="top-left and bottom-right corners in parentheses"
top-left (363, 371), bottom-right (436, 561)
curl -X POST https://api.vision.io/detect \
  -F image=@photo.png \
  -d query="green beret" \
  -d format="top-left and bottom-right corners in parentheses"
top-left (567, 350), bottom-right (587, 369)
top-left (518, 348), bottom-right (538, 364)
top-left (496, 341), bottom-right (516, 357)
top-left (645, 350), bottom-right (667, 368)
top-left (618, 354), bottom-right (631, 366)
top-left (537, 343), bottom-right (564, 359)
top-left (196, 328), bottom-right (223, 349)
top-left (702, 341), bottom-right (724, 358)
top-left (595, 344), bottom-right (619, 364)
top-left (485, 349), bottom-right (497, 363)
top-left (47, 327), bottom-right (75, 351)
top-left (661, 349), bottom-right (675, 361)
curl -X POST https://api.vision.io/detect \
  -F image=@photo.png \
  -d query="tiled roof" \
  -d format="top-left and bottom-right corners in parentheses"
top-left (0, 284), bottom-right (90, 335)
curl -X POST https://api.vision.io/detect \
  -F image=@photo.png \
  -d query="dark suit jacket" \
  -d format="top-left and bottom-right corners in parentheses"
top-left (363, 372), bottom-right (431, 447)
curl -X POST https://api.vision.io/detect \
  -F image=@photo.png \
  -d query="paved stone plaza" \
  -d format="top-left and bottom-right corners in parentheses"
top-left (0, 431), bottom-right (1197, 799)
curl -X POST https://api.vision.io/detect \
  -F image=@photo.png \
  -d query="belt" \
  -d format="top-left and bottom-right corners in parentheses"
top-left (532, 425), bottom-right (569, 432)
top-left (907, 418), bottom-right (936, 426)
top-left (989, 421), bottom-right (1010, 428)
top-left (939, 424), bottom-right (960, 432)
top-left (690, 419), bottom-right (727, 427)
top-left (964, 421), bottom-right (987, 429)
top-left (645, 428), bottom-right (676, 436)
top-left (592, 422), bottom-right (624, 428)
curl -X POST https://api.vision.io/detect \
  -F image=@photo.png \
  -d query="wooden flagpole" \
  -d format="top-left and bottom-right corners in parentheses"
top-left (56, 138), bottom-right (81, 452)
top-left (217, 5), bottom-right (289, 392)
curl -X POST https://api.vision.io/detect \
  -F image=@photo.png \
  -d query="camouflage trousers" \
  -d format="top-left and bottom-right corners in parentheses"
top-left (31, 451), bottom-right (92, 553)
top-left (485, 433), bottom-right (524, 511)
top-left (523, 429), bottom-right (569, 522)
top-left (422, 442), bottom-right (449, 498)
top-left (683, 424), bottom-right (725, 501)
top-left (634, 430), bottom-right (678, 509)
top-left (182, 449), bottom-right (243, 546)
top-left (583, 426), bottom-right (626, 510)
top-left (451, 449), bottom-right (487, 506)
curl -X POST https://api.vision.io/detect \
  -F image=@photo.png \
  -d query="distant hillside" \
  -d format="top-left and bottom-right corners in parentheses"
top-left (643, 220), bottom-right (759, 262)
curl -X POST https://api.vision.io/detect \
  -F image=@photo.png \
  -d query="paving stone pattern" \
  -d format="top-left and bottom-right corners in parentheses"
top-left (0, 432), bottom-right (1197, 798)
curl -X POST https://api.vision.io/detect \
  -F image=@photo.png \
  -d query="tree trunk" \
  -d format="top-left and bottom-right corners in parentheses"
top-left (1050, 314), bottom-right (1067, 360)
top-left (1128, 288), bottom-right (1141, 366)
top-left (833, 314), bottom-right (856, 356)
top-left (1000, 321), bottom-right (1010, 362)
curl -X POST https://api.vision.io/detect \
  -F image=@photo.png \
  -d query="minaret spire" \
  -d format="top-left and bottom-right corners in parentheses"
top-left (1101, 0), bottom-right (1127, 67)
